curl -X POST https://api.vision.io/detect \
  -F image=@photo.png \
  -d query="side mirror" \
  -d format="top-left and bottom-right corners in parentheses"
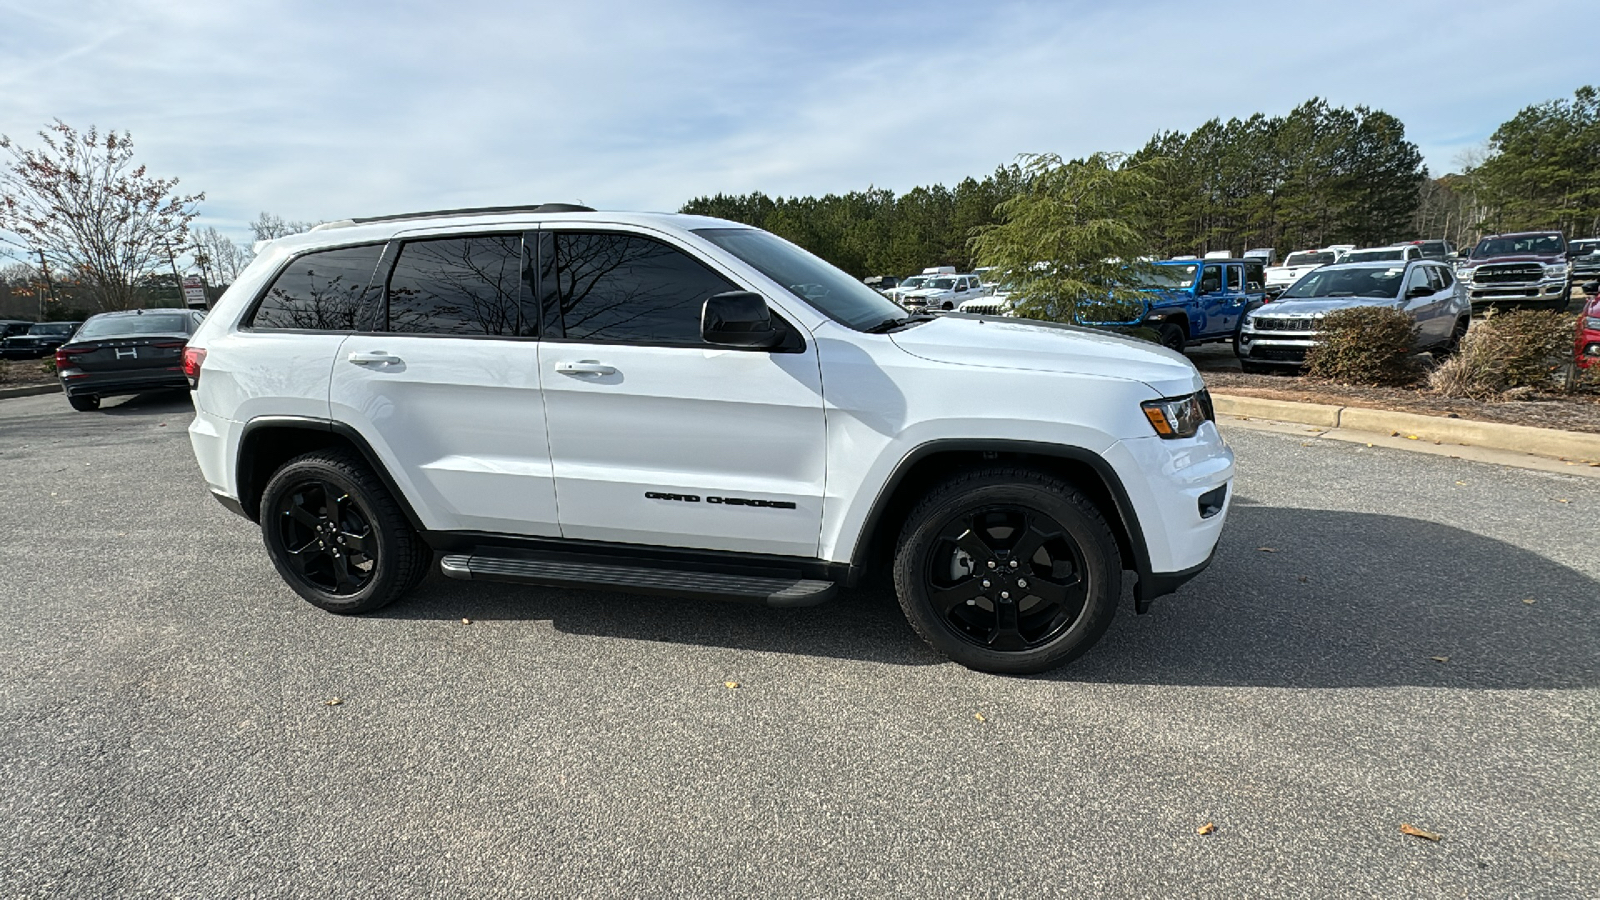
top-left (1584, 281), bottom-right (1599, 296)
top-left (1406, 286), bottom-right (1432, 299)
top-left (702, 291), bottom-right (778, 348)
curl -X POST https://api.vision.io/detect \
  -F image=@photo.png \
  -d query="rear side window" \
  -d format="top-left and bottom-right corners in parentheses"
top-left (386, 235), bottom-right (529, 336)
top-left (250, 245), bottom-right (384, 331)
top-left (551, 232), bottom-right (735, 344)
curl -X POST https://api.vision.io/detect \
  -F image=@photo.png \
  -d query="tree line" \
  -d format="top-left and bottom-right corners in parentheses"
top-left (686, 87), bottom-right (1599, 278)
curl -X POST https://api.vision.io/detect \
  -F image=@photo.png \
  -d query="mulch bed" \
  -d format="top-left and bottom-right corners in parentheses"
top-left (0, 360), bottom-right (57, 387)
top-left (1204, 370), bottom-right (1600, 435)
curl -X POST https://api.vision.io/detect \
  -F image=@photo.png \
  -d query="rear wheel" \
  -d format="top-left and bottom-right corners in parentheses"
top-left (67, 393), bottom-right (99, 412)
top-left (893, 467), bottom-right (1122, 675)
top-left (260, 449), bottom-right (430, 614)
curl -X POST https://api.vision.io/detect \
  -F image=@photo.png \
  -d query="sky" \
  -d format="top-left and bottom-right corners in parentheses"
top-left (0, 0), bottom-right (1593, 248)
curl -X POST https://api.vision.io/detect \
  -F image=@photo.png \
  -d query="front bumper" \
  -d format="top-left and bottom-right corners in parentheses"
top-left (1236, 326), bottom-right (1317, 366)
top-left (1467, 277), bottom-right (1567, 305)
top-left (1103, 425), bottom-right (1234, 606)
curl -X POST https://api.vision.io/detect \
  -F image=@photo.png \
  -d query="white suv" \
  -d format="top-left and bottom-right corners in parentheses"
top-left (184, 205), bottom-right (1233, 674)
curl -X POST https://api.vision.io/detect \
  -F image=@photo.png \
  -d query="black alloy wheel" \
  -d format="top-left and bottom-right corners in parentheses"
top-left (260, 449), bottom-right (430, 614)
top-left (275, 479), bottom-right (378, 595)
top-left (894, 467), bottom-right (1121, 674)
top-left (925, 506), bottom-right (1088, 653)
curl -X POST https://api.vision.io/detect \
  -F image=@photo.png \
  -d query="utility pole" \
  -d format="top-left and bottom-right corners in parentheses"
top-left (163, 240), bottom-right (184, 308)
top-left (35, 249), bottom-right (58, 319)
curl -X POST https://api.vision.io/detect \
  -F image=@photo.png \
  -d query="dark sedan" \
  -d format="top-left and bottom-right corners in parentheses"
top-left (0, 321), bottom-right (82, 359)
top-left (54, 309), bottom-right (205, 411)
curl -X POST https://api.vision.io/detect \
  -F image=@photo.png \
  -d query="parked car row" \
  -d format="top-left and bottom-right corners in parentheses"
top-left (0, 320), bottom-right (83, 359)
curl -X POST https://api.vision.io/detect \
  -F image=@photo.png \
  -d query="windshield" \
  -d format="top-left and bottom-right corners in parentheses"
top-left (925, 278), bottom-right (956, 290)
top-left (1134, 264), bottom-right (1198, 289)
top-left (899, 276), bottom-right (929, 290)
top-left (1569, 240), bottom-right (1599, 255)
top-left (1472, 234), bottom-right (1565, 257)
top-left (28, 323), bottom-right (76, 336)
top-left (694, 228), bottom-right (906, 331)
top-left (1283, 251), bottom-right (1336, 267)
top-left (73, 314), bottom-right (191, 340)
top-left (1344, 249), bottom-right (1404, 263)
top-left (1280, 266), bottom-right (1406, 300)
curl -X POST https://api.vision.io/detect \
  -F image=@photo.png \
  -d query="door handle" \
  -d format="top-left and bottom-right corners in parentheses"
top-left (555, 360), bottom-right (616, 377)
top-left (348, 351), bottom-right (402, 366)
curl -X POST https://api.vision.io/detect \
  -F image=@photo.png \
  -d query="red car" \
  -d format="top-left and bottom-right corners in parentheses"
top-left (1579, 282), bottom-right (1600, 369)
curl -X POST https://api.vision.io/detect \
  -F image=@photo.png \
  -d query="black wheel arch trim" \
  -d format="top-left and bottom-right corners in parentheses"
top-left (849, 439), bottom-right (1181, 612)
top-left (236, 415), bottom-right (427, 533)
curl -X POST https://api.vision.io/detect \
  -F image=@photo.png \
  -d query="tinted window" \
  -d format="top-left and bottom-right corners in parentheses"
top-left (1436, 266), bottom-right (1454, 288)
top-left (1424, 266), bottom-right (1445, 291)
top-left (386, 235), bottom-right (527, 336)
top-left (73, 314), bottom-right (192, 340)
top-left (1224, 265), bottom-right (1241, 291)
top-left (1245, 262), bottom-right (1264, 290)
top-left (30, 323), bottom-right (76, 336)
top-left (695, 227), bottom-right (904, 331)
top-left (251, 245), bottom-right (384, 330)
top-left (1199, 267), bottom-right (1221, 293)
top-left (1406, 267), bottom-right (1432, 295)
top-left (553, 232), bottom-right (735, 344)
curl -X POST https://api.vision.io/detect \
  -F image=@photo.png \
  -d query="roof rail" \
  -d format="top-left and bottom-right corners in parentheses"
top-left (311, 203), bottom-right (598, 231)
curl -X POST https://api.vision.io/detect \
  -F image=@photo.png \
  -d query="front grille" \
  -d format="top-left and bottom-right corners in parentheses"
top-left (1252, 317), bottom-right (1319, 332)
top-left (1248, 346), bottom-right (1307, 362)
top-left (1474, 264), bottom-right (1542, 285)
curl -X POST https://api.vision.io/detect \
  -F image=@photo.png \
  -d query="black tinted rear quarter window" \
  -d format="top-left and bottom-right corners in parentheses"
top-left (250, 244), bottom-right (385, 331)
top-left (552, 232), bottom-right (735, 344)
top-left (386, 235), bottom-right (528, 336)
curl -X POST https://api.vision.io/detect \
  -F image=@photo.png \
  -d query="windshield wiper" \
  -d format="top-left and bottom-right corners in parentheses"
top-left (865, 314), bottom-right (936, 333)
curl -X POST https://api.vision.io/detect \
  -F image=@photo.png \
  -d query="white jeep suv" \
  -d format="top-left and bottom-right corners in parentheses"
top-left (185, 205), bottom-right (1233, 674)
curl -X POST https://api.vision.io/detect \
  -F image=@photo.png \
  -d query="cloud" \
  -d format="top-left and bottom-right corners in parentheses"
top-left (1, 0), bottom-right (1594, 245)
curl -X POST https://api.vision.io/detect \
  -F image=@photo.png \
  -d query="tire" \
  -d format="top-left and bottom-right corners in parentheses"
top-left (1438, 318), bottom-right (1469, 358)
top-left (259, 449), bottom-right (430, 614)
top-left (1549, 282), bottom-right (1571, 313)
top-left (1157, 322), bottom-right (1186, 353)
top-left (1239, 360), bottom-right (1274, 375)
top-left (67, 393), bottom-right (99, 412)
top-left (892, 467), bottom-right (1122, 675)
top-left (941, 302), bottom-right (954, 311)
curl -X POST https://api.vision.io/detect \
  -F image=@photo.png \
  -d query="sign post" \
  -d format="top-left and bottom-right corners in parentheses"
top-left (182, 275), bottom-right (208, 309)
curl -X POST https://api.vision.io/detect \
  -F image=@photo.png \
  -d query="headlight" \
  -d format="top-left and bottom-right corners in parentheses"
top-left (1585, 317), bottom-right (1600, 330)
top-left (1141, 392), bottom-right (1211, 439)
top-left (1545, 262), bottom-right (1570, 278)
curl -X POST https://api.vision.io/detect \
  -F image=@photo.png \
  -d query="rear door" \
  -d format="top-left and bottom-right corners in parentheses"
top-left (328, 232), bottom-right (561, 536)
top-left (536, 227), bottom-right (826, 557)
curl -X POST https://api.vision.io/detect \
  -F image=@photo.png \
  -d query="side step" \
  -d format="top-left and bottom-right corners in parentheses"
top-left (439, 552), bottom-right (837, 608)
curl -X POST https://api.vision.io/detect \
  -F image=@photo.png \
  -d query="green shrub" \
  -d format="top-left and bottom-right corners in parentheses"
top-left (1303, 306), bottom-right (1422, 386)
top-left (1430, 309), bottom-right (1576, 399)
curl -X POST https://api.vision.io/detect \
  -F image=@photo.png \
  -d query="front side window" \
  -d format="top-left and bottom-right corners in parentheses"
top-left (250, 245), bottom-right (384, 331)
top-left (695, 227), bottom-right (904, 331)
top-left (386, 235), bottom-right (528, 336)
top-left (1406, 267), bottom-right (1433, 295)
top-left (1199, 266), bottom-right (1221, 293)
top-left (552, 231), bottom-right (735, 344)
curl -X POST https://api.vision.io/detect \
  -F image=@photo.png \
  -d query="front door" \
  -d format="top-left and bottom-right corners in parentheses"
top-left (328, 232), bottom-right (561, 536)
top-left (535, 228), bottom-right (827, 558)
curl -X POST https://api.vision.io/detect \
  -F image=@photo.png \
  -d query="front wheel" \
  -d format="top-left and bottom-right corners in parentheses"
top-left (260, 449), bottom-right (430, 614)
top-left (893, 467), bottom-right (1122, 675)
top-left (1157, 322), bottom-right (1186, 353)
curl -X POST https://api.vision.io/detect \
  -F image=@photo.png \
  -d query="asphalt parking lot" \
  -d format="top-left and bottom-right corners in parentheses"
top-left (1, 391), bottom-right (1597, 898)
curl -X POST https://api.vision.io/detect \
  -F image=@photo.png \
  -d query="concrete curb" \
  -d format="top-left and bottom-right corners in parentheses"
top-left (0, 383), bottom-right (61, 400)
top-left (1212, 392), bottom-right (1600, 463)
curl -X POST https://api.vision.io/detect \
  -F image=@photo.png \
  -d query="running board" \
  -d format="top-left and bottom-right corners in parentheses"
top-left (439, 552), bottom-right (837, 608)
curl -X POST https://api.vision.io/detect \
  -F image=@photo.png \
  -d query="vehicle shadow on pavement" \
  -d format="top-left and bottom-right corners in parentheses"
top-left (1064, 502), bottom-right (1600, 689)
top-left (96, 391), bottom-right (192, 416)
top-left (387, 573), bottom-right (943, 667)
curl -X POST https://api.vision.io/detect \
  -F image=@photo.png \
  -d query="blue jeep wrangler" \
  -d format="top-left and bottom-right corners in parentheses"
top-left (1082, 258), bottom-right (1267, 353)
